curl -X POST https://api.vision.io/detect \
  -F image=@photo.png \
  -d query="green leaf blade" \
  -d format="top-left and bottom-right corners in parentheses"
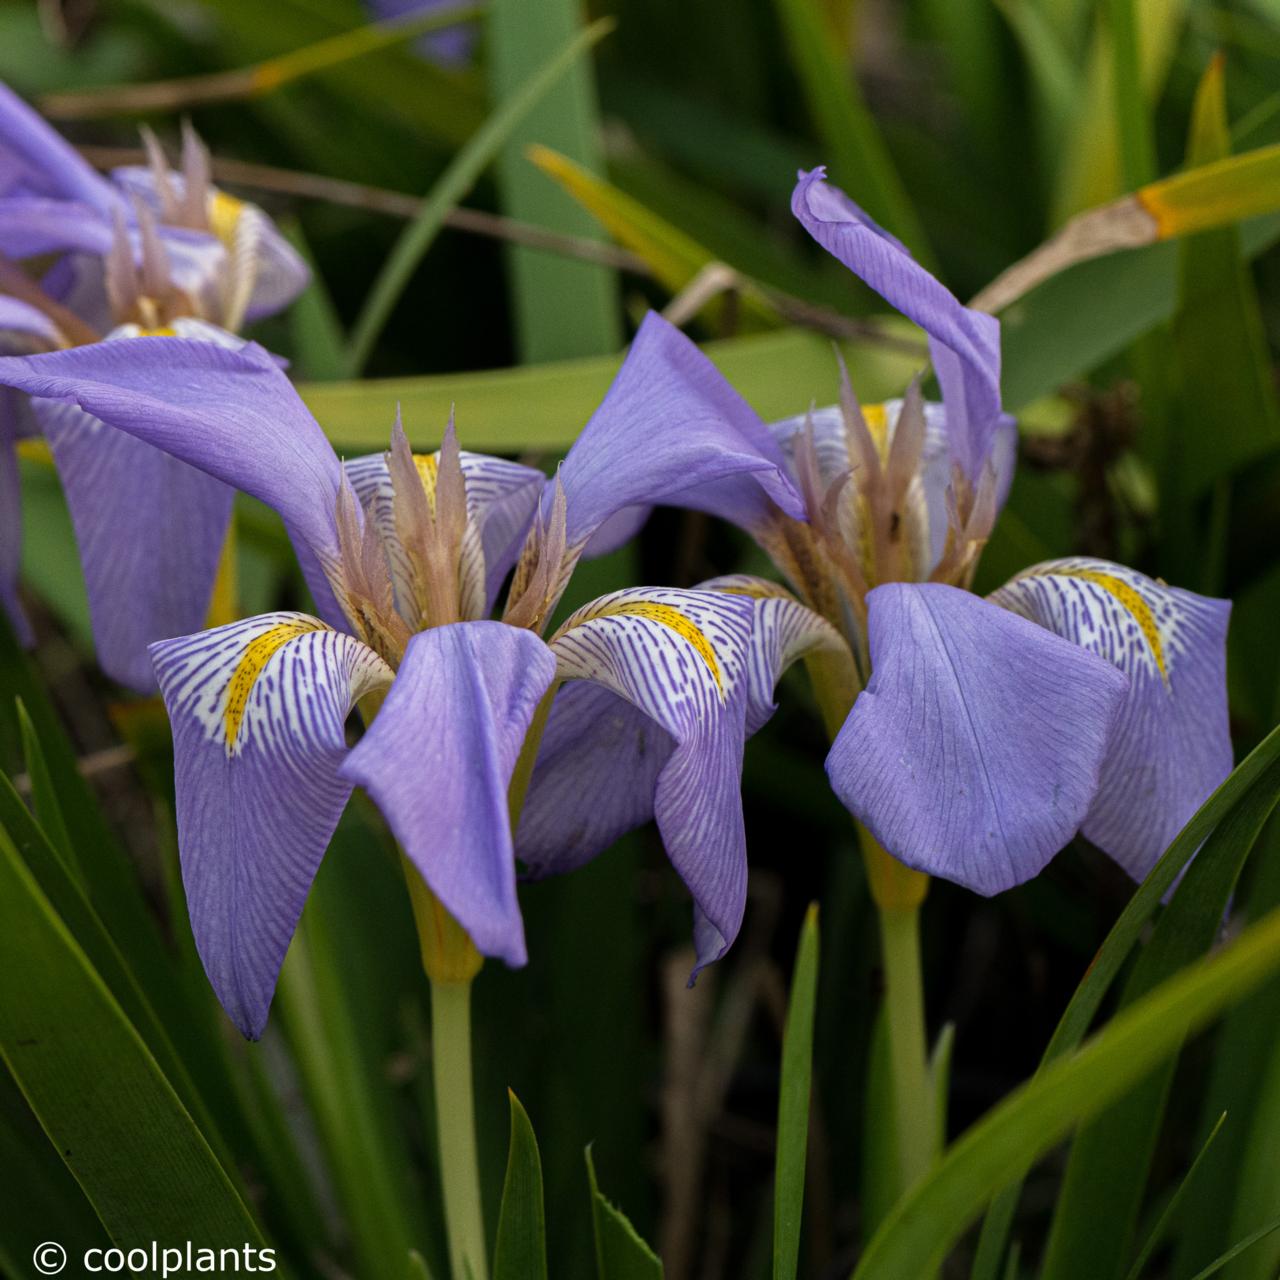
top-left (773, 903), bottom-right (820, 1280)
top-left (494, 1091), bottom-right (548, 1280)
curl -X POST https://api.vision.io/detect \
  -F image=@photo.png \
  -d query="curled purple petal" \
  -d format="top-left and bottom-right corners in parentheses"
top-left (828, 582), bottom-right (1127, 893)
top-left (792, 167), bottom-right (1007, 483)
top-left (0, 82), bottom-right (116, 210)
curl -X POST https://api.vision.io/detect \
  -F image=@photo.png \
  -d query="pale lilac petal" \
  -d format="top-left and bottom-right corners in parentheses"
top-left (0, 82), bottom-right (116, 209)
top-left (556, 311), bottom-right (804, 547)
top-left (828, 582), bottom-right (1127, 893)
top-left (989, 559), bottom-right (1231, 880)
top-left (35, 394), bottom-right (233, 691)
top-left (792, 167), bottom-right (1008, 482)
top-left (342, 621), bottom-right (556, 965)
top-left (0, 295), bottom-right (62, 347)
top-left (581, 503), bottom-right (651, 558)
top-left (518, 579), bottom-right (840, 894)
top-left (0, 195), bottom-right (112, 258)
top-left (151, 613), bottom-right (393, 1037)
top-left (0, 331), bottom-right (345, 614)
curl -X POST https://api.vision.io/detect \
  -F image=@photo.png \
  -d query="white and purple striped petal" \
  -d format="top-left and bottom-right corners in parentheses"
top-left (828, 582), bottom-right (1128, 894)
top-left (989, 558), bottom-right (1232, 880)
top-left (556, 311), bottom-right (805, 548)
top-left (516, 579), bottom-right (840, 909)
top-left (151, 613), bottom-right (393, 1038)
top-left (545, 586), bottom-right (753, 968)
top-left (341, 622), bottom-right (556, 966)
top-left (791, 168), bottom-right (1009, 484)
top-left (0, 332), bottom-right (347, 621)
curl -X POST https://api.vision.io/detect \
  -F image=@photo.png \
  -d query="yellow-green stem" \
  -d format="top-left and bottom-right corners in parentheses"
top-left (807, 645), bottom-right (935, 1194)
top-left (430, 977), bottom-right (488, 1280)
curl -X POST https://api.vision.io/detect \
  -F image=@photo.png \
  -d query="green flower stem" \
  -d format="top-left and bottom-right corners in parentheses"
top-left (875, 889), bottom-right (935, 1194)
top-left (807, 647), bottom-right (936, 1194)
top-left (430, 977), bottom-right (488, 1280)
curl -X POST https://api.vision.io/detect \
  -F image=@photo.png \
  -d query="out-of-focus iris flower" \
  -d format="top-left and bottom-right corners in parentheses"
top-left (519, 167), bottom-right (1231, 899)
top-left (0, 83), bottom-right (307, 688)
top-left (363, 0), bottom-right (476, 67)
top-left (0, 331), bottom-right (839, 1036)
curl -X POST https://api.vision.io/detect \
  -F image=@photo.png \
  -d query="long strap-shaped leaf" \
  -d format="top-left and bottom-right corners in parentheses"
top-left (343, 18), bottom-right (614, 376)
top-left (969, 721), bottom-right (1280, 1280)
top-left (853, 899), bottom-right (1280, 1280)
top-left (0, 827), bottom-right (263, 1247)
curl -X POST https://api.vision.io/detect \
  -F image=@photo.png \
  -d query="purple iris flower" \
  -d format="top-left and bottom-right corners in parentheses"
top-left (518, 167), bottom-right (1232, 898)
top-left (0, 82), bottom-right (308, 689)
top-left (363, 0), bottom-right (476, 68)
top-left (0, 330), bottom-right (838, 1036)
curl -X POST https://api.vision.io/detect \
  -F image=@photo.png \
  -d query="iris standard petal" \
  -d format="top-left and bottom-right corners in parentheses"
top-left (989, 558), bottom-right (1232, 880)
top-left (0, 330), bottom-right (346, 600)
top-left (828, 582), bottom-right (1128, 894)
top-left (341, 621), bottom-right (557, 966)
top-left (556, 311), bottom-right (805, 547)
top-left (791, 168), bottom-right (1006, 482)
top-left (151, 612), bottom-right (393, 1038)
top-left (0, 295), bottom-right (63, 348)
top-left (0, 82), bottom-right (116, 209)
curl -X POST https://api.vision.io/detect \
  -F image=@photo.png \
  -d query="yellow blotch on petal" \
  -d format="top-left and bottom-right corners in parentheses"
top-left (1042, 568), bottom-right (1168, 681)
top-left (587, 600), bottom-right (725, 697)
top-left (224, 619), bottom-right (327, 750)
top-left (862, 402), bottom-right (889, 456)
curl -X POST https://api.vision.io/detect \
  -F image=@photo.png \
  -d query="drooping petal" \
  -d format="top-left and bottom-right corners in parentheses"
top-left (581, 504), bottom-right (652, 557)
top-left (0, 330), bottom-right (346, 616)
top-left (151, 613), bottom-right (393, 1037)
top-left (556, 311), bottom-right (805, 548)
top-left (344, 446), bottom-right (545, 611)
top-left (828, 582), bottom-right (1127, 894)
top-left (988, 559), bottom-right (1231, 880)
top-left (341, 621), bottom-right (556, 966)
top-left (791, 168), bottom-right (1007, 482)
top-left (544, 587), bottom-right (753, 968)
top-left (0, 82), bottom-right (116, 209)
top-left (517, 578), bottom-right (842, 897)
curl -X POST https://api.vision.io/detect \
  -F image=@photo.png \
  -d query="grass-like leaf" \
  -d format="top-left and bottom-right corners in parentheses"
top-left (0, 825), bottom-right (263, 1246)
top-left (343, 18), bottom-right (614, 376)
top-left (585, 1145), bottom-right (663, 1279)
top-left (774, 904), bottom-right (820, 1280)
top-left (494, 1091), bottom-right (548, 1280)
top-left (855, 900), bottom-right (1280, 1279)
